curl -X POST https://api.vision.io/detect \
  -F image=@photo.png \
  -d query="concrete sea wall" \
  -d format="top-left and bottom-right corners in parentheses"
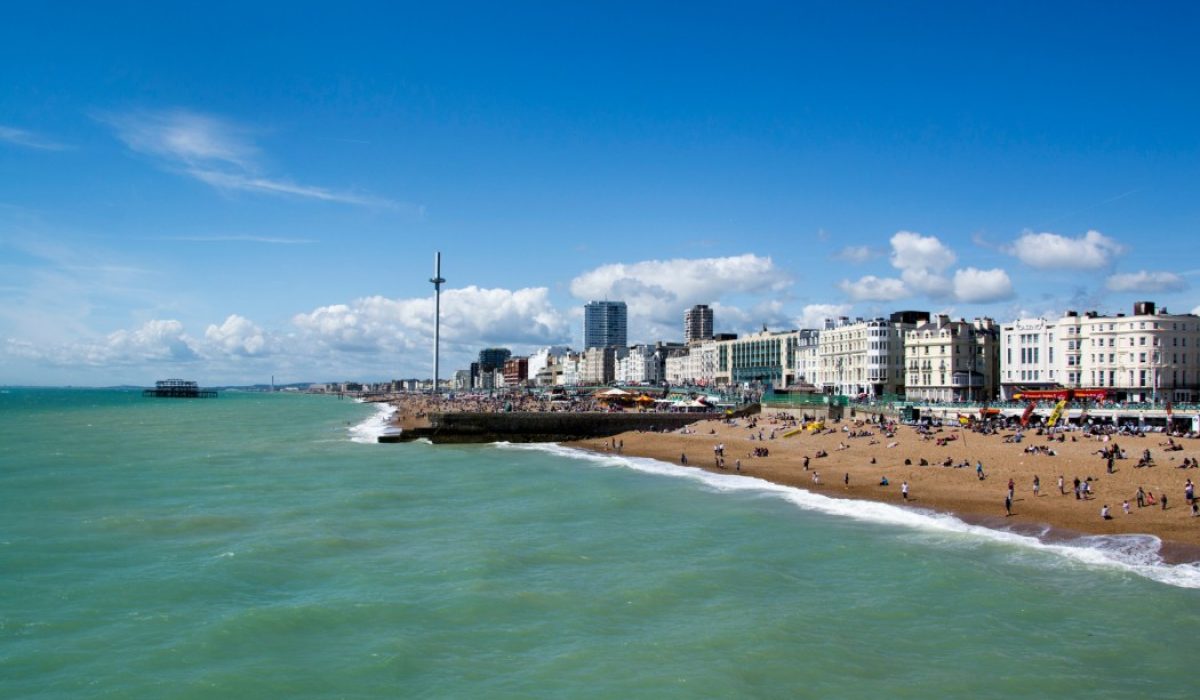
top-left (380, 411), bottom-right (715, 444)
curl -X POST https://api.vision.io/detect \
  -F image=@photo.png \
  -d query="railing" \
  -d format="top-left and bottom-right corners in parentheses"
top-left (761, 392), bottom-right (850, 408)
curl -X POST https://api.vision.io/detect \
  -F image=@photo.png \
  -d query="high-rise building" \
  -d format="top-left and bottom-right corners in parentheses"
top-left (477, 348), bottom-right (511, 372)
top-left (583, 300), bottom-right (628, 349)
top-left (684, 304), bottom-right (714, 344)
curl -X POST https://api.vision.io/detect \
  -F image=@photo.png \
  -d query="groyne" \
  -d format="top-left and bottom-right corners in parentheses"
top-left (379, 411), bottom-right (719, 444)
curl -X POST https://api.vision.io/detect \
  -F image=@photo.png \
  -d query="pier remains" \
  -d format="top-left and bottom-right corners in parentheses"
top-left (142, 379), bottom-right (218, 399)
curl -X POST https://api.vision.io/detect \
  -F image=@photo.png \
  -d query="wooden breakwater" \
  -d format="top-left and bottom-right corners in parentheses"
top-left (378, 411), bottom-right (720, 444)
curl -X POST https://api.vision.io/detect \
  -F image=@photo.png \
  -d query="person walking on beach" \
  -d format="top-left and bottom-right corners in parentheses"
top-left (1162, 493), bottom-right (1168, 510)
top-left (844, 472), bottom-right (850, 486)
top-left (1007, 478), bottom-right (1015, 501)
top-left (680, 453), bottom-right (688, 465)
top-left (1101, 504), bottom-right (1112, 520)
top-left (977, 460), bottom-right (986, 480)
top-left (1123, 500), bottom-right (1131, 515)
top-left (803, 455), bottom-right (810, 471)
top-left (1058, 475), bottom-right (1065, 495)
top-left (735, 459), bottom-right (741, 472)
top-left (901, 481), bottom-right (909, 500)
top-left (1185, 479), bottom-right (1194, 505)
top-left (1136, 486), bottom-right (1146, 508)
top-left (1033, 475), bottom-right (1041, 497)
top-left (1005, 492), bottom-right (1013, 517)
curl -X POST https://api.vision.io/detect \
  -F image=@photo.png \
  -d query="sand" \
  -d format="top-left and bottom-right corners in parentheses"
top-left (566, 408), bottom-right (1200, 557)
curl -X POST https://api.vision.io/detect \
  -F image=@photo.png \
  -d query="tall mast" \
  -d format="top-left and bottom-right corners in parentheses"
top-left (430, 252), bottom-right (446, 394)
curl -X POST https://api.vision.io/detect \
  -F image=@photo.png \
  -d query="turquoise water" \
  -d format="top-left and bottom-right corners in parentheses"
top-left (2, 389), bottom-right (1199, 698)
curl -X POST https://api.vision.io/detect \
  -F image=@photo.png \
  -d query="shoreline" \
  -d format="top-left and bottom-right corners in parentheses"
top-left (563, 410), bottom-right (1200, 563)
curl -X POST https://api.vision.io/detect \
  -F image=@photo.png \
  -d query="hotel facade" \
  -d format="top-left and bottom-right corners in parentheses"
top-left (1000, 301), bottom-right (1200, 402)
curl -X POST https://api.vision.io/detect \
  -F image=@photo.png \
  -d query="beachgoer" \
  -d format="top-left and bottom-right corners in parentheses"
top-left (1136, 487), bottom-right (1146, 508)
top-left (1058, 475), bottom-right (1065, 495)
top-left (1162, 493), bottom-right (1168, 510)
top-left (976, 460), bottom-right (985, 480)
top-left (1101, 504), bottom-right (1112, 520)
top-left (844, 472), bottom-right (849, 485)
top-left (1005, 493), bottom-right (1013, 517)
top-left (812, 471), bottom-right (820, 485)
top-left (680, 453), bottom-right (688, 465)
top-left (901, 481), bottom-right (909, 500)
top-left (1033, 475), bottom-right (1040, 497)
top-left (1122, 500), bottom-right (1131, 515)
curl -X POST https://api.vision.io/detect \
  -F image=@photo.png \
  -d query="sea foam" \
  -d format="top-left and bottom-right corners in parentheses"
top-left (348, 402), bottom-right (397, 444)
top-left (505, 442), bottom-right (1200, 590)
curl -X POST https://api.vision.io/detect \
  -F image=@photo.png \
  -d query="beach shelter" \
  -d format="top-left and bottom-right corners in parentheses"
top-left (596, 388), bottom-right (632, 398)
top-left (635, 394), bottom-right (655, 404)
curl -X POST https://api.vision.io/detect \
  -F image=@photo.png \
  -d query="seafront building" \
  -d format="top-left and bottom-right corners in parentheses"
top-left (1000, 301), bottom-right (1200, 402)
top-left (903, 315), bottom-right (999, 403)
top-left (580, 346), bottom-right (617, 385)
top-left (712, 328), bottom-right (805, 389)
top-left (789, 329), bottom-right (821, 387)
top-left (583, 300), bottom-right (628, 349)
top-left (684, 304), bottom-right (714, 344)
top-left (816, 312), bottom-right (929, 397)
top-left (998, 318), bottom-right (1060, 399)
top-left (502, 357), bottom-right (529, 386)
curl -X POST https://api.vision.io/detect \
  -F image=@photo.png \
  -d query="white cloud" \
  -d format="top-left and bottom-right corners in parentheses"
top-left (100, 109), bottom-right (395, 207)
top-left (890, 231), bottom-right (956, 297)
top-left (839, 275), bottom-right (907, 302)
top-left (890, 231), bottom-right (956, 273)
top-left (1105, 270), bottom-right (1187, 293)
top-left (205, 315), bottom-right (272, 356)
top-left (832, 245), bottom-right (876, 263)
top-left (293, 286), bottom-right (569, 354)
top-left (161, 234), bottom-right (316, 244)
top-left (1193, 305), bottom-right (1200, 316)
top-left (0, 124), bottom-right (68, 151)
top-left (797, 303), bottom-right (852, 329)
top-left (103, 110), bottom-right (257, 168)
top-left (835, 231), bottom-right (1014, 304)
top-left (1010, 230), bottom-right (1124, 269)
top-left (13, 319), bottom-right (204, 367)
top-left (569, 254), bottom-right (788, 340)
top-left (952, 267), bottom-right (1014, 303)
top-left (185, 169), bottom-right (390, 207)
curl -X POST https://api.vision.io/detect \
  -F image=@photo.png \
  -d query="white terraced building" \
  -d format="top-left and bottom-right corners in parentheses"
top-left (816, 311), bottom-right (929, 397)
top-left (904, 316), bottom-right (999, 403)
top-left (1000, 301), bottom-right (1200, 402)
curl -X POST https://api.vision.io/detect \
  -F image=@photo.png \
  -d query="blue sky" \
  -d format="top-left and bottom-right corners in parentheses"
top-left (3, 2), bottom-right (1199, 385)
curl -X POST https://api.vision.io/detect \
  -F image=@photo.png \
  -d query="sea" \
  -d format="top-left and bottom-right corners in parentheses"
top-left (2, 388), bottom-right (1199, 699)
